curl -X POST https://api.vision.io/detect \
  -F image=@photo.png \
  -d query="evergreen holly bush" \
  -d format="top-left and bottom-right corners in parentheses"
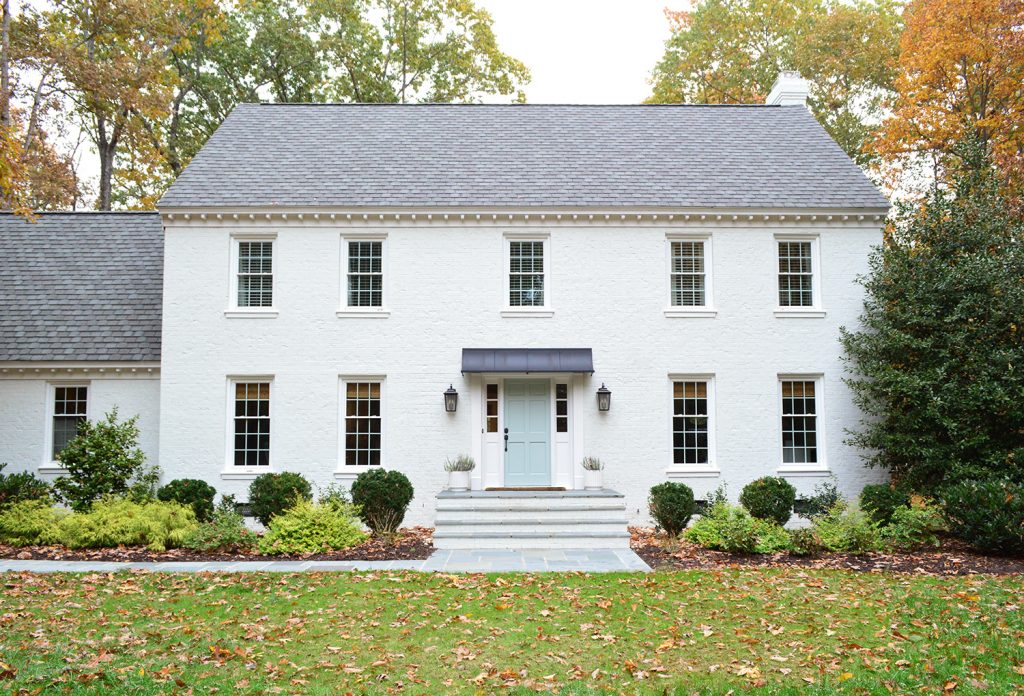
top-left (739, 477), bottom-right (796, 526)
top-left (157, 479), bottom-right (217, 522)
top-left (350, 469), bottom-right (414, 536)
top-left (52, 408), bottom-right (147, 511)
top-left (648, 482), bottom-right (695, 537)
top-left (941, 479), bottom-right (1024, 555)
top-left (248, 473), bottom-right (312, 526)
top-left (859, 484), bottom-right (911, 526)
top-left (841, 140), bottom-right (1024, 492)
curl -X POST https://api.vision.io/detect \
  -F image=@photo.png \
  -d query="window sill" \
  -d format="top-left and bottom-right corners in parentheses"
top-left (224, 309), bottom-right (279, 319)
top-left (336, 309), bottom-right (391, 319)
top-left (665, 467), bottom-right (720, 478)
top-left (38, 465), bottom-right (68, 475)
top-left (776, 466), bottom-right (831, 476)
top-left (664, 308), bottom-right (717, 319)
top-left (221, 469), bottom-right (273, 480)
top-left (501, 308), bottom-right (554, 318)
top-left (774, 309), bottom-right (826, 319)
top-left (334, 468), bottom-right (379, 480)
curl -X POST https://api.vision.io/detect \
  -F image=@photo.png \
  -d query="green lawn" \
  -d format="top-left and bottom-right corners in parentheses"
top-left (0, 569), bottom-right (1022, 694)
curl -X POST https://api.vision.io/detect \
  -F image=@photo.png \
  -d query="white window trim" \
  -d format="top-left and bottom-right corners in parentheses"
top-left (338, 233), bottom-right (391, 318)
top-left (336, 375), bottom-right (387, 478)
top-left (40, 381), bottom-right (90, 472)
top-left (777, 373), bottom-right (829, 473)
top-left (664, 233), bottom-right (717, 318)
top-left (222, 375), bottom-right (274, 478)
top-left (773, 233), bottom-right (826, 318)
top-left (666, 373), bottom-right (719, 477)
top-left (502, 232), bottom-right (554, 317)
top-left (226, 233), bottom-right (278, 318)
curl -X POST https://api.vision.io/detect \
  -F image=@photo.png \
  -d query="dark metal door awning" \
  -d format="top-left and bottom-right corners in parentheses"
top-left (461, 348), bottom-right (594, 374)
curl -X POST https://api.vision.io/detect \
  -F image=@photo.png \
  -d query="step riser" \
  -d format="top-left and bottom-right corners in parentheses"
top-left (435, 510), bottom-right (627, 523)
top-left (434, 536), bottom-right (631, 550)
top-left (435, 523), bottom-right (627, 534)
top-left (436, 500), bottom-right (625, 511)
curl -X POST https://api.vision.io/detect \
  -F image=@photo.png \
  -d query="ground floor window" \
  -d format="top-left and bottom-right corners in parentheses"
top-left (345, 381), bottom-right (382, 466)
top-left (781, 379), bottom-right (817, 464)
top-left (233, 382), bottom-right (270, 467)
top-left (672, 380), bottom-right (710, 465)
top-left (52, 385), bottom-right (88, 460)
top-left (555, 383), bottom-right (568, 433)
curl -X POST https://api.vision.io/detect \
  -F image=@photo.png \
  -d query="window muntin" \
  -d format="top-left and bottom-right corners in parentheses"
top-left (672, 381), bottom-right (709, 465)
top-left (778, 241), bottom-right (813, 307)
top-left (781, 380), bottom-right (817, 464)
top-left (237, 241), bottom-right (273, 308)
top-left (555, 383), bottom-right (568, 433)
top-left (347, 241), bottom-right (383, 307)
top-left (509, 240), bottom-right (545, 307)
top-left (671, 241), bottom-right (706, 307)
top-left (485, 383), bottom-right (499, 433)
top-left (345, 381), bottom-right (381, 466)
top-left (52, 386), bottom-right (87, 459)
top-left (233, 382), bottom-right (270, 467)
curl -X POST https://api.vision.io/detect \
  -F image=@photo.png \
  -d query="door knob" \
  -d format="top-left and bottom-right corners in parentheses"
top-left (504, 427), bottom-right (509, 452)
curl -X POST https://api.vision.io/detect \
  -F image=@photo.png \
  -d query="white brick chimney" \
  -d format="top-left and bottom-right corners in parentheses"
top-left (766, 71), bottom-right (810, 106)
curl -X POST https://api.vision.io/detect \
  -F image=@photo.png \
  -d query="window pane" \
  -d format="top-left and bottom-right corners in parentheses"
top-left (777, 241), bottom-right (813, 307)
top-left (781, 380), bottom-right (817, 463)
top-left (509, 240), bottom-right (545, 307)
top-left (672, 381), bottom-right (709, 466)
top-left (345, 381), bottom-right (382, 466)
top-left (347, 241), bottom-right (384, 307)
top-left (233, 382), bottom-right (270, 467)
top-left (237, 242), bottom-right (273, 308)
top-left (671, 241), bottom-right (706, 307)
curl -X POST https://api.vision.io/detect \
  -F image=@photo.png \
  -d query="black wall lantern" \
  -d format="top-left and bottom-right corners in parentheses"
top-left (596, 383), bottom-right (612, 412)
top-left (444, 384), bottom-right (459, 413)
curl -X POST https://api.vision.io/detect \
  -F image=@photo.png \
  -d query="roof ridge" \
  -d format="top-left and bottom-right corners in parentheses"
top-left (1, 210), bottom-right (160, 216)
top-left (249, 102), bottom-right (780, 108)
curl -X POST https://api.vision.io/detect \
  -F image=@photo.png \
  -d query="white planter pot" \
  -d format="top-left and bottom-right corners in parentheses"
top-left (448, 470), bottom-right (471, 491)
top-left (583, 468), bottom-right (603, 491)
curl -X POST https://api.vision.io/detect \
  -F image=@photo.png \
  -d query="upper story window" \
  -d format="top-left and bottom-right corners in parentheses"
top-left (671, 240), bottom-right (706, 307)
top-left (51, 385), bottom-right (88, 460)
top-left (781, 378), bottom-right (819, 466)
top-left (777, 240), bottom-right (814, 307)
top-left (509, 240), bottom-right (545, 307)
top-left (347, 240), bottom-right (383, 307)
top-left (233, 381), bottom-right (270, 467)
top-left (237, 240), bottom-right (274, 308)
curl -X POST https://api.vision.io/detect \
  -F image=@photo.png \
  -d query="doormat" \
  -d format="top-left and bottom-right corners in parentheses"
top-left (485, 487), bottom-right (567, 492)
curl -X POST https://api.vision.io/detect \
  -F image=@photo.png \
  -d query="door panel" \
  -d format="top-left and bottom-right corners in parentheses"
top-left (504, 379), bottom-right (550, 486)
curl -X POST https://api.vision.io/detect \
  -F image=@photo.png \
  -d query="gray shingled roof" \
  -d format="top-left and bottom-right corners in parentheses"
top-left (0, 212), bottom-right (163, 362)
top-left (160, 103), bottom-right (889, 210)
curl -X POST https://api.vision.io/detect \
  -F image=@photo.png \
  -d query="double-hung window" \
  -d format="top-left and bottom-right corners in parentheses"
top-left (344, 380), bottom-right (382, 466)
top-left (780, 378), bottom-right (823, 468)
top-left (347, 240), bottom-right (384, 308)
top-left (503, 235), bottom-right (551, 316)
top-left (666, 235), bottom-right (714, 317)
top-left (670, 378), bottom-right (715, 470)
top-left (232, 381), bottom-right (271, 467)
top-left (51, 385), bottom-right (88, 461)
top-left (775, 236), bottom-right (823, 315)
top-left (236, 241), bottom-right (274, 308)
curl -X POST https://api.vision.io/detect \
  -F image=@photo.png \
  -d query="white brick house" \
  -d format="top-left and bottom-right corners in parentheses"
top-left (0, 77), bottom-right (890, 542)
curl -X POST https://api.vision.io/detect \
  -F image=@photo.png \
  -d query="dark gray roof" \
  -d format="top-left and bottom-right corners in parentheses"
top-left (462, 348), bottom-right (594, 374)
top-left (160, 103), bottom-right (889, 210)
top-left (0, 212), bottom-right (163, 362)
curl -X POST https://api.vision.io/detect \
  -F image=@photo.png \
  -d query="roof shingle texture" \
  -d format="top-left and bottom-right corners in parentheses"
top-left (160, 103), bottom-right (889, 210)
top-left (0, 212), bottom-right (163, 362)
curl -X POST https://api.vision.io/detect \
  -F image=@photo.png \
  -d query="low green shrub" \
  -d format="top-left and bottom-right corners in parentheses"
top-left (0, 464), bottom-right (51, 511)
top-left (739, 477), bottom-right (796, 526)
top-left (796, 480), bottom-right (842, 520)
top-left (257, 498), bottom-right (367, 555)
top-left (881, 503), bottom-right (946, 551)
top-left (860, 484), bottom-right (911, 526)
top-left (127, 462), bottom-right (163, 503)
top-left (182, 496), bottom-right (255, 552)
top-left (648, 482), bottom-right (696, 537)
top-left (158, 479), bottom-right (217, 522)
top-left (941, 479), bottom-right (1024, 555)
top-left (685, 503), bottom-right (790, 554)
top-left (318, 483), bottom-right (351, 508)
top-left (811, 502), bottom-right (880, 553)
top-left (0, 500), bottom-right (66, 546)
top-left (248, 472), bottom-right (312, 526)
top-left (55, 498), bottom-right (198, 552)
top-left (788, 527), bottom-right (825, 556)
top-left (350, 469), bottom-right (414, 536)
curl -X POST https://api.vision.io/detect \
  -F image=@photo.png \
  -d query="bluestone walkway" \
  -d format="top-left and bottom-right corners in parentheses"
top-left (0, 548), bottom-right (650, 574)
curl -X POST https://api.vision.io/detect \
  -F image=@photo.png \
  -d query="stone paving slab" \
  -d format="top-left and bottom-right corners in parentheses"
top-left (0, 549), bottom-right (650, 574)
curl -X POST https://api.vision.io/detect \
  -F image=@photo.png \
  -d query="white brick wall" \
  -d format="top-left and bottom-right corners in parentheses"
top-left (157, 218), bottom-right (887, 526)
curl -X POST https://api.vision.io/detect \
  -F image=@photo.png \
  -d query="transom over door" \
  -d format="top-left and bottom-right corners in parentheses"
top-left (503, 379), bottom-right (551, 486)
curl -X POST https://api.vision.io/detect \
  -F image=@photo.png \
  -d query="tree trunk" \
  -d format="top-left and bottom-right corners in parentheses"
top-left (1, 0), bottom-right (11, 128)
top-left (96, 114), bottom-right (115, 210)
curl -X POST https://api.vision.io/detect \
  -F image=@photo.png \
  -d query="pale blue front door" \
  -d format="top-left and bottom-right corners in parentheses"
top-left (504, 379), bottom-right (551, 486)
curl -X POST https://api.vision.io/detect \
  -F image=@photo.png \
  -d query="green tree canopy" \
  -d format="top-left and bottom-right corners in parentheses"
top-left (647, 0), bottom-right (902, 166)
top-left (841, 139), bottom-right (1024, 493)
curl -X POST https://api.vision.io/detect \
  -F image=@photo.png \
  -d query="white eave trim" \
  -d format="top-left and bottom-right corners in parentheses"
top-left (0, 362), bottom-right (160, 378)
top-left (161, 207), bottom-right (889, 228)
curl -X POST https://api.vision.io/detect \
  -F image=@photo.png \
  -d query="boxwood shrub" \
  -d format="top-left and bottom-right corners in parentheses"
top-left (157, 479), bottom-right (217, 522)
top-left (648, 482), bottom-right (695, 537)
top-left (248, 472), bottom-right (312, 526)
top-left (739, 477), bottom-right (796, 526)
top-left (941, 479), bottom-right (1024, 555)
top-left (0, 464), bottom-right (51, 511)
top-left (350, 469), bottom-right (414, 536)
top-left (859, 484), bottom-right (911, 526)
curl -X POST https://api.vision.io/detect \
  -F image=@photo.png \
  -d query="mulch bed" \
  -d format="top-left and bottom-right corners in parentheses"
top-left (0, 526), bottom-right (434, 563)
top-left (630, 527), bottom-right (1024, 576)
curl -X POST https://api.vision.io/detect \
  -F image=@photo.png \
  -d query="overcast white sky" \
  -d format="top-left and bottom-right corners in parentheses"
top-left (481, 0), bottom-right (677, 104)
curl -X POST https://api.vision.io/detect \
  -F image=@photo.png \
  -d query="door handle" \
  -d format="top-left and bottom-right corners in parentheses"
top-left (504, 427), bottom-right (509, 452)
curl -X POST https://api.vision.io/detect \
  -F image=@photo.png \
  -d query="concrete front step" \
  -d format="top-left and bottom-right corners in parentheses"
top-left (436, 522), bottom-right (627, 535)
top-left (433, 531), bottom-right (632, 550)
top-left (435, 507), bottom-right (626, 522)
